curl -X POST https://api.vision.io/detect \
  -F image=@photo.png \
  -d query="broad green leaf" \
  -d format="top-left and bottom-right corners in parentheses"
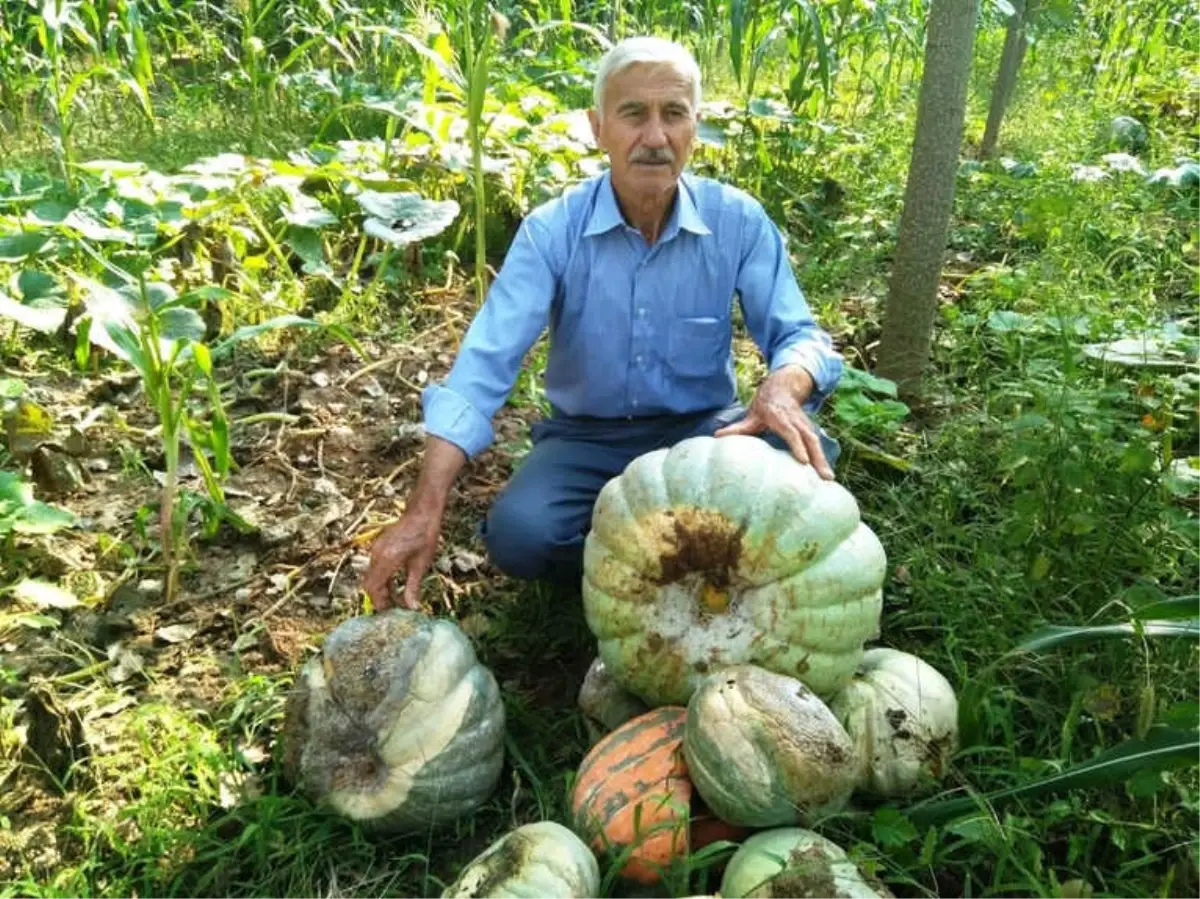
top-left (281, 202), bottom-right (338, 229)
top-left (63, 208), bottom-right (135, 244)
top-left (905, 726), bottom-right (1199, 826)
top-left (139, 281), bottom-right (178, 310)
top-left (355, 190), bottom-right (460, 244)
top-left (12, 579), bottom-right (79, 609)
top-left (16, 270), bottom-right (60, 302)
top-left (839, 366), bottom-right (900, 398)
top-left (158, 307), bottom-right (206, 343)
top-left (285, 226), bottom-right (331, 274)
top-left (0, 378), bottom-right (24, 400)
top-left (1014, 620), bottom-right (1198, 652)
top-left (0, 289), bottom-right (67, 333)
top-left (987, 310), bottom-right (1036, 332)
top-left (179, 287), bottom-right (234, 306)
top-left (28, 200), bottom-right (73, 224)
top-left (0, 231), bottom-right (51, 262)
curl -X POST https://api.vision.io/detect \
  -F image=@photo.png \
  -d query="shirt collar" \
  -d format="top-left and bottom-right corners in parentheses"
top-left (583, 170), bottom-right (712, 239)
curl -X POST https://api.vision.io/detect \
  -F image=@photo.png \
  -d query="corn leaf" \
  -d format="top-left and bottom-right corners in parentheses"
top-left (1014, 620), bottom-right (1199, 652)
top-left (906, 726), bottom-right (1199, 826)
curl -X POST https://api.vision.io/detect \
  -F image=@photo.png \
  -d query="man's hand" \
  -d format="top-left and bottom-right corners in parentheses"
top-left (361, 507), bottom-right (443, 611)
top-left (360, 435), bottom-right (467, 611)
top-left (714, 364), bottom-right (835, 480)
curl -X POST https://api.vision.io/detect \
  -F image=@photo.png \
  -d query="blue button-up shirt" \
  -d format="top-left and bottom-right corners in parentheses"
top-left (422, 170), bottom-right (842, 458)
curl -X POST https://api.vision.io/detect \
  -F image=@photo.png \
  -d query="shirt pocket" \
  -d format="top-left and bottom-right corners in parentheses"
top-left (667, 316), bottom-right (730, 378)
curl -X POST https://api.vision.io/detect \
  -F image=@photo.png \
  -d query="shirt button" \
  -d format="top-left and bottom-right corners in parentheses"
top-left (638, 308), bottom-right (646, 317)
top-left (632, 399), bottom-right (639, 407)
top-left (636, 355), bottom-right (643, 365)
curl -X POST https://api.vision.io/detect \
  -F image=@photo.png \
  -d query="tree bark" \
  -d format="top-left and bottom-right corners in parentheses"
top-left (981, 0), bottom-right (1037, 158)
top-left (875, 0), bottom-right (980, 397)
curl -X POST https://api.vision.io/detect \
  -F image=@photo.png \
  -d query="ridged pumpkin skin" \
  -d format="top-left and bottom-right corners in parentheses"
top-left (721, 828), bottom-right (888, 899)
top-left (577, 656), bottom-right (649, 745)
top-left (828, 648), bottom-right (959, 797)
top-left (683, 665), bottom-right (859, 827)
top-left (570, 706), bottom-right (743, 884)
top-left (441, 821), bottom-right (599, 899)
top-left (582, 435), bottom-right (887, 706)
top-left (282, 610), bottom-right (505, 831)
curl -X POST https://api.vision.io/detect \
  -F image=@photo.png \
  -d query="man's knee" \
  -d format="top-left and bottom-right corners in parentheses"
top-left (482, 492), bottom-right (583, 583)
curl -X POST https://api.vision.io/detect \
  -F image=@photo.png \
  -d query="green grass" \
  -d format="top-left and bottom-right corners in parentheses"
top-left (1, 7), bottom-right (1197, 898)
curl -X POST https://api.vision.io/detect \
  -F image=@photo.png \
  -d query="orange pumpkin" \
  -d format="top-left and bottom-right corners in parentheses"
top-left (571, 706), bottom-right (745, 884)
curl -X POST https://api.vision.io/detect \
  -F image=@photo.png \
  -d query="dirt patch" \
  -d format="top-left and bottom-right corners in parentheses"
top-left (654, 507), bottom-right (744, 588)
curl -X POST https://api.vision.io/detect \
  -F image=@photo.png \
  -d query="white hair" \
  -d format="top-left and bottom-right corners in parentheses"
top-left (593, 36), bottom-right (702, 118)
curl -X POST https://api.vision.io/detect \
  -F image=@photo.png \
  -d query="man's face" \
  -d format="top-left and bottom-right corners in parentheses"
top-left (589, 62), bottom-right (697, 200)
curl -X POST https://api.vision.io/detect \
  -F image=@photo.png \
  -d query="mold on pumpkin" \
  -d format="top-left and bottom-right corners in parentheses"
top-left (583, 435), bottom-right (888, 706)
top-left (441, 821), bottom-right (599, 898)
top-left (281, 609), bottom-right (505, 832)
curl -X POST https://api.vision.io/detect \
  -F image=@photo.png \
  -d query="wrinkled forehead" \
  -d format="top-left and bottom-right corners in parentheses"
top-left (603, 62), bottom-right (696, 112)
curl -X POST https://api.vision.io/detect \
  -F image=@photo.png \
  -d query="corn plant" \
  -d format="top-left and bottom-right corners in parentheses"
top-left (89, 267), bottom-right (355, 602)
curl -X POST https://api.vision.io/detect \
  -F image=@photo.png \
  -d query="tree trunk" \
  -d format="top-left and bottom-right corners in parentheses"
top-left (875, 0), bottom-right (980, 397)
top-left (980, 0), bottom-right (1037, 158)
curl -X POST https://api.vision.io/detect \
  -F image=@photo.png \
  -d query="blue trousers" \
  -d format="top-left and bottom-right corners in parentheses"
top-left (480, 402), bottom-right (840, 585)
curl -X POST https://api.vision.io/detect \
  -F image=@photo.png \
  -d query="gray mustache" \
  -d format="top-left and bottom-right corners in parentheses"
top-left (631, 148), bottom-right (674, 164)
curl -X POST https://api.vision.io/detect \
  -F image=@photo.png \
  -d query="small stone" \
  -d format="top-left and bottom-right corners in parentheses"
top-left (234, 588), bottom-right (252, 602)
top-left (85, 457), bottom-right (110, 473)
top-left (358, 376), bottom-right (384, 398)
top-left (155, 623), bottom-right (198, 644)
top-left (30, 445), bottom-right (85, 495)
top-left (311, 371), bottom-right (330, 388)
top-left (137, 579), bottom-right (163, 596)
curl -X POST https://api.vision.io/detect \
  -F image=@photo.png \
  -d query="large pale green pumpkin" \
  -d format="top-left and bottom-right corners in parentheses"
top-left (442, 821), bottom-right (600, 898)
top-left (582, 435), bottom-right (887, 706)
top-left (282, 610), bottom-right (505, 831)
top-left (683, 665), bottom-right (858, 827)
top-left (721, 828), bottom-right (889, 898)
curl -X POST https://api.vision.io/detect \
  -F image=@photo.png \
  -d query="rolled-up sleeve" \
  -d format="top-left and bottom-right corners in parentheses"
top-left (735, 202), bottom-right (843, 410)
top-left (422, 217), bottom-right (558, 457)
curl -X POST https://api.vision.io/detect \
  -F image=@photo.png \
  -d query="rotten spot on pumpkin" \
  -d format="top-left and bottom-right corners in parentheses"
top-left (646, 632), bottom-right (665, 653)
top-left (458, 830), bottom-right (536, 898)
top-left (770, 845), bottom-right (842, 899)
top-left (652, 507), bottom-right (744, 589)
top-left (886, 708), bottom-right (908, 730)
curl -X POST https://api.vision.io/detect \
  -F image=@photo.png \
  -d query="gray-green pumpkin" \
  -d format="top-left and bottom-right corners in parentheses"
top-left (721, 828), bottom-right (889, 898)
top-left (282, 609), bottom-right (505, 831)
top-left (442, 821), bottom-right (600, 898)
top-left (683, 664), bottom-right (858, 827)
top-left (577, 656), bottom-right (649, 745)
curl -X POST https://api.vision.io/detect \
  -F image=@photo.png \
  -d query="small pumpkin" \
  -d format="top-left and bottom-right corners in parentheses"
top-left (577, 656), bottom-right (649, 745)
top-left (282, 609), bottom-right (505, 831)
top-left (570, 706), bottom-right (743, 884)
top-left (828, 647), bottom-right (958, 797)
top-left (720, 828), bottom-right (889, 899)
top-left (683, 665), bottom-right (858, 827)
top-left (441, 820), bottom-right (600, 898)
top-left (582, 435), bottom-right (887, 707)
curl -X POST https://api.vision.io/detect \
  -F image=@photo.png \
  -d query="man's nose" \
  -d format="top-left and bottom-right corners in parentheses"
top-left (641, 115), bottom-right (668, 146)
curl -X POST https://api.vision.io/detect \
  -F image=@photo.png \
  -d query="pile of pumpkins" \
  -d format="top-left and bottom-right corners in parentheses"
top-left (280, 436), bottom-right (959, 897)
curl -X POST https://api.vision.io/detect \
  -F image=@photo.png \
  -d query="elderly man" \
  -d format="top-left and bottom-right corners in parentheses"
top-left (363, 36), bottom-right (843, 610)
